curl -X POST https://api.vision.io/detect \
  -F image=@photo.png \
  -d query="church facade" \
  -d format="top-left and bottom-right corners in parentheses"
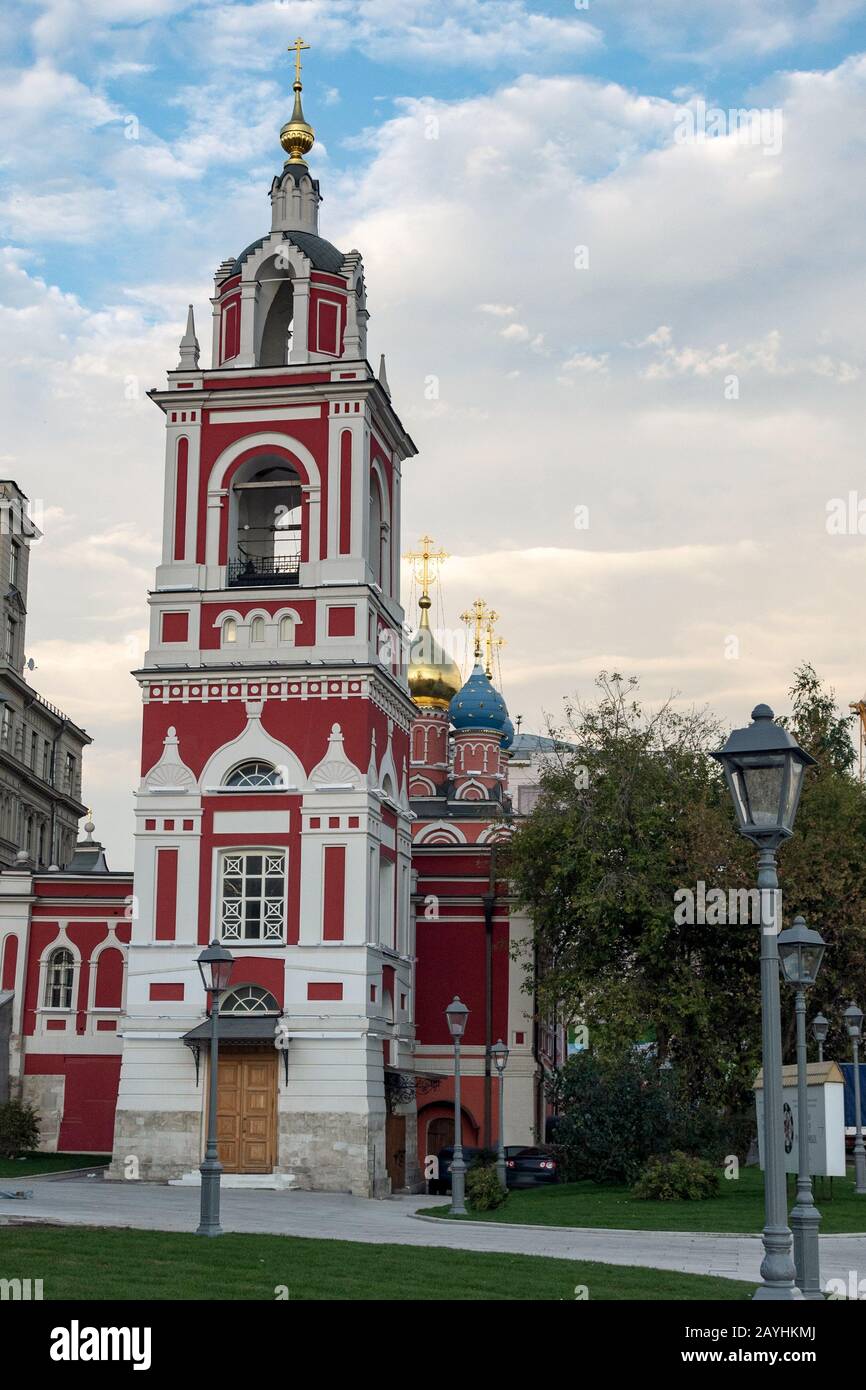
top-left (0, 55), bottom-right (559, 1196)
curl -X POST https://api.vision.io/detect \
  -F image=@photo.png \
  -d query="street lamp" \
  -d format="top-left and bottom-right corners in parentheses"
top-left (195, 939), bottom-right (235, 1236)
top-left (713, 703), bottom-right (816, 1301)
top-left (445, 996), bottom-right (469, 1216)
top-left (777, 916), bottom-right (826, 1300)
top-left (844, 1002), bottom-right (866, 1195)
top-left (811, 1012), bottom-right (829, 1064)
top-left (491, 1038), bottom-right (509, 1191)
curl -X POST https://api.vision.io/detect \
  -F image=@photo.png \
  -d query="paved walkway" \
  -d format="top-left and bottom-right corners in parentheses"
top-left (2, 1176), bottom-right (865, 1288)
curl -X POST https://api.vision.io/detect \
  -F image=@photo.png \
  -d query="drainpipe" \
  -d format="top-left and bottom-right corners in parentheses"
top-left (532, 939), bottom-right (542, 1142)
top-left (482, 838), bottom-right (502, 1150)
top-left (482, 887), bottom-right (495, 1149)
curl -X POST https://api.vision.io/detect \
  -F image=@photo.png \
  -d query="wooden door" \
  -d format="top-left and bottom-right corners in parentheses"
top-left (385, 1111), bottom-right (406, 1191)
top-left (215, 1051), bottom-right (276, 1174)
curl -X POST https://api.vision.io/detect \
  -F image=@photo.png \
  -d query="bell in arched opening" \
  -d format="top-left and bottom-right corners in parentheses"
top-left (231, 461), bottom-right (303, 587)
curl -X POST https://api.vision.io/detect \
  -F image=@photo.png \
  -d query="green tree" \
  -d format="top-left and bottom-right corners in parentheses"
top-left (508, 667), bottom-right (866, 1113)
top-left (774, 664), bottom-right (866, 1060)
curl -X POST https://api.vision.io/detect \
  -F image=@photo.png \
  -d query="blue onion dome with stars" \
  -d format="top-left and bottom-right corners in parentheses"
top-left (500, 717), bottom-right (514, 750)
top-left (449, 662), bottom-right (509, 733)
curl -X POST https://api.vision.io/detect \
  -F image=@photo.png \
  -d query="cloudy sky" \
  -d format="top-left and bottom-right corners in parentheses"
top-left (3, 0), bottom-right (866, 864)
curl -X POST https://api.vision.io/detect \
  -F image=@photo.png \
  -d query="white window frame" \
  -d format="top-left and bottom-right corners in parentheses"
top-left (44, 947), bottom-right (75, 1010)
top-left (218, 848), bottom-right (287, 944)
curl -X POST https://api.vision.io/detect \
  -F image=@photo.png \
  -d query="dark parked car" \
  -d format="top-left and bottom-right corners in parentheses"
top-left (504, 1146), bottom-right (558, 1188)
top-left (428, 1146), bottom-right (487, 1195)
top-left (428, 1144), bottom-right (557, 1194)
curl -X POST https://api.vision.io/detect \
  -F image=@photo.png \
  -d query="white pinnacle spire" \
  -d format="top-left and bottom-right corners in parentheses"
top-left (378, 353), bottom-right (390, 397)
top-left (177, 304), bottom-right (200, 370)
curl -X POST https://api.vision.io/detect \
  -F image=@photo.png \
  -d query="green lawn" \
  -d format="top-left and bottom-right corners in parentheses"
top-left (0, 1224), bottom-right (752, 1301)
top-left (0, 1153), bottom-right (109, 1179)
top-left (426, 1166), bottom-right (866, 1234)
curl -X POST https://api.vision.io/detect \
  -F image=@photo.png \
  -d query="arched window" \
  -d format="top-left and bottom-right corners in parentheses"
top-left (44, 947), bottom-right (74, 1009)
top-left (222, 617), bottom-right (237, 645)
top-left (224, 761), bottom-right (282, 789)
top-left (258, 276), bottom-right (294, 367)
top-left (369, 474), bottom-right (383, 587)
top-left (250, 616), bottom-right (265, 643)
top-left (232, 462), bottom-right (302, 585)
top-left (220, 985), bottom-right (280, 1015)
top-left (279, 615), bottom-right (294, 643)
top-left (94, 947), bottom-right (124, 1010)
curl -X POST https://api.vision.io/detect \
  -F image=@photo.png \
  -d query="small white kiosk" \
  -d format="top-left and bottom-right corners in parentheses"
top-left (754, 1061), bottom-right (846, 1176)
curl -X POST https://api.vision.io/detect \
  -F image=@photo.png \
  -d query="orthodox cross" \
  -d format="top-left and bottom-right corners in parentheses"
top-left (460, 598), bottom-right (496, 662)
top-left (289, 36), bottom-right (310, 83)
top-left (404, 534), bottom-right (448, 602)
top-left (484, 611), bottom-right (505, 680)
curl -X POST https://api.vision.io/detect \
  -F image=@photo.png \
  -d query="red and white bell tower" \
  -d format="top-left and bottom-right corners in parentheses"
top-left (111, 47), bottom-right (420, 1196)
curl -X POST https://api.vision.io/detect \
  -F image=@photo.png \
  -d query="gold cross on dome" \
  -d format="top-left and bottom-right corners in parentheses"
top-left (484, 611), bottom-right (505, 679)
top-left (289, 36), bottom-right (310, 84)
top-left (460, 598), bottom-right (496, 662)
top-left (404, 534), bottom-right (448, 600)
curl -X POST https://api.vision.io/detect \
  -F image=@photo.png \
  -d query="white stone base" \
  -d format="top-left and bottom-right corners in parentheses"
top-left (169, 1171), bottom-right (298, 1190)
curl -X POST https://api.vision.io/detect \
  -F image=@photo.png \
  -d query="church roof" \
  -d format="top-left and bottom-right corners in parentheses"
top-left (67, 839), bottom-right (110, 874)
top-left (509, 733), bottom-right (572, 754)
top-left (449, 662), bottom-right (509, 733)
top-left (408, 604), bottom-right (462, 712)
top-left (230, 229), bottom-right (346, 278)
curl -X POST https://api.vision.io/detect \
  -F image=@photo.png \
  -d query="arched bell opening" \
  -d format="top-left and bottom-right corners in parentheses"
top-left (255, 256), bottom-right (295, 367)
top-left (259, 281), bottom-right (294, 366)
top-left (229, 455), bottom-right (304, 587)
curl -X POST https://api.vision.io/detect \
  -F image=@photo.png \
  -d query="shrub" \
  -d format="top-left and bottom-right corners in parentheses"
top-left (0, 1099), bottom-right (40, 1159)
top-left (632, 1151), bottom-right (720, 1201)
top-left (549, 1051), bottom-right (730, 1186)
top-left (465, 1163), bottom-right (508, 1212)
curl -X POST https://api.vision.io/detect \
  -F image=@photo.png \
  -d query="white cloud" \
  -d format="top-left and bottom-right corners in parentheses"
top-left (559, 351), bottom-right (610, 378)
top-left (602, 0), bottom-right (866, 64)
top-left (4, 34), bottom-right (866, 860)
top-left (500, 322), bottom-right (531, 342)
top-left (196, 0), bottom-right (601, 71)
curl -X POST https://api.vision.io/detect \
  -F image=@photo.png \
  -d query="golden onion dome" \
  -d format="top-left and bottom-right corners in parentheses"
top-left (408, 595), bottom-right (463, 712)
top-left (280, 80), bottom-right (315, 164)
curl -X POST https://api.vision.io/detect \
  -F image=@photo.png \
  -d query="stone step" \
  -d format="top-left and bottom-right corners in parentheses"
top-left (169, 1171), bottom-right (298, 1190)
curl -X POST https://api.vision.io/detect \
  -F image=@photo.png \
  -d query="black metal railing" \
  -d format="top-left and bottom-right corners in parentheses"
top-left (227, 556), bottom-right (301, 587)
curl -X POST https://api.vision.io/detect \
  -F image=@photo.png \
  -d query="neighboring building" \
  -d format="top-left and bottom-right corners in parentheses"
top-left (408, 605), bottom-right (562, 1165)
top-left (0, 481), bottom-right (90, 870)
top-left (0, 824), bottom-right (132, 1128)
top-left (0, 57), bottom-right (562, 1184)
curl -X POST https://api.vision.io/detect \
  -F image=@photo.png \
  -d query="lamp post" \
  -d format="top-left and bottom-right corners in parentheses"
top-left (445, 996), bottom-right (469, 1215)
top-left (713, 703), bottom-right (816, 1301)
top-left (491, 1038), bottom-right (509, 1191)
top-left (811, 1012), bottom-right (829, 1064)
top-left (844, 1003), bottom-right (866, 1195)
top-left (196, 939), bottom-right (235, 1237)
top-left (777, 916), bottom-right (826, 1300)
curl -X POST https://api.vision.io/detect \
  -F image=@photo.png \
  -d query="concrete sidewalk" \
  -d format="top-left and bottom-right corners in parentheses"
top-left (2, 1177), bottom-right (865, 1289)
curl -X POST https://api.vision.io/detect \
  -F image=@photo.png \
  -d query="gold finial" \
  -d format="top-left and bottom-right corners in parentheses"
top-left (460, 598), bottom-right (496, 663)
top-left (404, 534), bottom-right (448, 613)
top-left (404, 535), bottom-right (462, 711)
top-left (484, 611), bottom-right (505, 680)
top-left (280, 36), bottom-right (315, 164)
